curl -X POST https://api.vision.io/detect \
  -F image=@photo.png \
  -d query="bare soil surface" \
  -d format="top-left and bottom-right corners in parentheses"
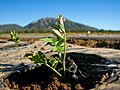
top-left (1, 34), bottom-right (120, 49)
top-left (4, 65), bottom-right (84, 90)
top-left (67, 38), bottom-right (120, 50)
top-left (0, 36), bottom-right (120, 90)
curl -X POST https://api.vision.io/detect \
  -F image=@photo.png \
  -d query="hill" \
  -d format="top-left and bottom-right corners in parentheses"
top-left (0, 17), bottom-right (98, 33)
top-left (24, 18), bottom-right (98, 32)
top-left (0, 24), bottom-right (23, 31)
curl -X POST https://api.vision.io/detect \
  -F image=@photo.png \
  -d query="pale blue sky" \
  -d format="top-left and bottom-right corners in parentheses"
top-left (0, 0), bottom-right (120, 30)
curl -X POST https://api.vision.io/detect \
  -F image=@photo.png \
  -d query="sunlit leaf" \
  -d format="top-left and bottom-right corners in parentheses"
top-left (25, 53), bottom-right (33, 59)
top-left (53, 45), bottom-right (64, 53)
top-left (51, 24), bottom-right (60, 30)
top-left (52, 29), bottom-right (63, 39)
top-left (41, 38), bottom-right (53, 42)
top-left (26, 53), bottom-right (42, 65)
top-left (58, 14), bottom-right (62, 20)
top-left (10, 31), bottom-right (20, 47)
top-left (25, 51), bottom-right (47, 65)
top-left (57, 14), bottom-right (65, 32)
top-left (57, 39), bottom-right (64, 46)
top-left (41, 38), bottom-right (58, 46)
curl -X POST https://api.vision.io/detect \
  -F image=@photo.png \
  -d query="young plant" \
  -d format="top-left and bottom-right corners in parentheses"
top-left (26, 14), bottom-right (67, 77)
top-left (10, 31), bottom-right (20, 47)
top-left (26, 51), bottom-right (62, 77)
top-left (42, 14), bottom-right (66, 76)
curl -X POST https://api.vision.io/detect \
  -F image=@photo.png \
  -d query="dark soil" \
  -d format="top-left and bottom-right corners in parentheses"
top-left (3, 53), bottom-right (116, 90)
top-left (67, 38), bottom-right (120, 49)
top-left (3, 65), bottom-right (83, 90)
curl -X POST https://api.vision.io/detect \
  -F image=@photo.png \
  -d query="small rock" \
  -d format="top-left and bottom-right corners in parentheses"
top-left (41, 47), bottom-right (45, 50)
top-left (75, 84), bottom-right (83, 90)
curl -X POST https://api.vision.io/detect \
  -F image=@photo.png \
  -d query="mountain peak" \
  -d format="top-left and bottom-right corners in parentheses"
top-left (0, 17), bottom-right (98, 33)
top-left (24, 17), bottom-right (98, 31)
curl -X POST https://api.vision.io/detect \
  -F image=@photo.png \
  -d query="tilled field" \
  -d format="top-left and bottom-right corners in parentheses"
top-left (67, 38), bottom-right (120, 49)
top-left (1, 34), bottom-right (120, 49)
top-left (0, 35), bottom-right (120, 90)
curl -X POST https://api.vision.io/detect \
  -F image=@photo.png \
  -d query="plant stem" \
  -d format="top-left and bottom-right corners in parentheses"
top-left (46, 64), bottom-right (62, 77)
top-left (63, 32), bottom-right (66, 76)
top-left (15, 42), bottom-right (19, 50)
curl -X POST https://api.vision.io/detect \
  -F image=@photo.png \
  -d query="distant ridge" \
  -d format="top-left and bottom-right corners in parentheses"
top-left (24, 18), bottom-right (98, 32)
top-left (0, 17), bottom-right (98, 33)
top-left (0, 24), bottom-right (22, 31)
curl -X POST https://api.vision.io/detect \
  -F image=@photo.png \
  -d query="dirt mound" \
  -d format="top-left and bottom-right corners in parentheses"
top-left (67, 39), bottom-right (120, 49)
top-left (3, 53), bottom-right (119, 90)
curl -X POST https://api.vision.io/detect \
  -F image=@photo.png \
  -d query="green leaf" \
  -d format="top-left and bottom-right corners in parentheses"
top-left (53, 45), bottom-right (64, 53)
top-left (52, 29), bottom-right (63, 39)
top-left (59, 24), bottom-right (64, 31)
top-left (10, 31), bottom-right (20, 46)
top-left (26, 53), bottom-right (42, 65)
top-left (41, 38), bottom-right (57, 46)
top-left (25, 53), bottom-right (33, 59)
top-left (58, 14), bottom-right (62, 20)
top-left (33, 55), bottom-right (42, 65)
top-left (57, 39), bottom-right (64, 46)
top-left (25, 51), bottom-right (47, 65)
top-left (41, 38), bottom-right (53, 42)
top-left (53, 45), bottom-right (57, 51)
top-left (53, 61), bottom-right (58, 69)
top-left (37, 51), bottom-right (47, 65)
top-left (57, 14), bottom-right (65, 33)
top-left (51, 24), bottom-right (60, 30)
top-left (49, 57), bottom-right (59, 69)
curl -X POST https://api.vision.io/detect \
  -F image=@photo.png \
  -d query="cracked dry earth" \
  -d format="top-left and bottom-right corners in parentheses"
top-left (0, 39), bottom-right (120, 90)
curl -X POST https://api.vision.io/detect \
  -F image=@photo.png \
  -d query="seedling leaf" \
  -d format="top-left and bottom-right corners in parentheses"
top-left (53, 45), bottom-right (64, 53)
top-left (52, 29), bottom-right (63, 39)
top-left (41, 38), bottom-right (57, 46)
top-left (26, 53), bottom-right (42, 65)
top-left (26, 51), bottom-right (47, 65)
top-left (10, 31), bottom-right (20, 47)
top-left (57, 38), bottom-right (64, 46)
top-left (49, 57), bottom-right (59, 69)
top-left (38, 51), bottom-right (47, 65)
